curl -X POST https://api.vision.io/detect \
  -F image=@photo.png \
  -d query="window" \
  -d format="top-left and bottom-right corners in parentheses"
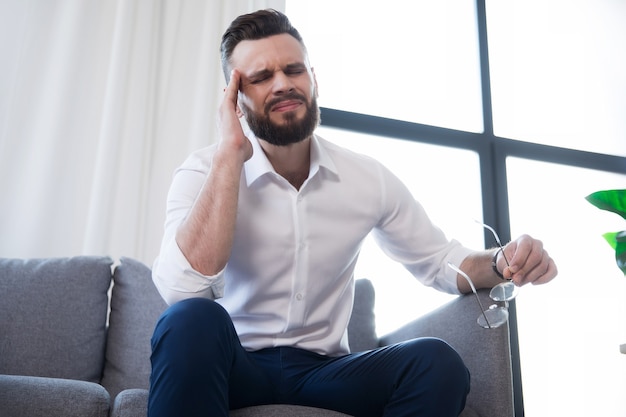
top-left (488, 0), bottom-right (626, 156)
top-left (287, 1), bottom-right (626, 415)
top-left (286, 0), bottom-right (484, 132)
top-left (507, 158), bottom-right (626, 416)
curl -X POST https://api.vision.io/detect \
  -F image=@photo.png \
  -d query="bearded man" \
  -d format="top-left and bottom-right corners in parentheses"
top-left (148, 9), bottom-right (557, 417)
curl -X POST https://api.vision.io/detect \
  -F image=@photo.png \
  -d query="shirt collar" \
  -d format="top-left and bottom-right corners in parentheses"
top-left (243, 130), bottom-right (338, 188)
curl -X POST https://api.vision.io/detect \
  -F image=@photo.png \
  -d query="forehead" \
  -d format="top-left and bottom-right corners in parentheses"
top-left (230, 33), bottom-right (309, 73)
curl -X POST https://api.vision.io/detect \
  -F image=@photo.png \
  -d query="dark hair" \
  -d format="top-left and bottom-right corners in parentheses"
top-left (220, 9), bottom-right (305, 81)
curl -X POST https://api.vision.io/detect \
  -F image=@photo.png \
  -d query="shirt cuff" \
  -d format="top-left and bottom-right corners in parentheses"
top-left (152, 239), bottom-right (225, 304)
top-left (442, 244), bottom-right (475, 295)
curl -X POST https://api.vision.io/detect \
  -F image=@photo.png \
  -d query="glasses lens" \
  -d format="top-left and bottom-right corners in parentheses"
top-left (477, 305), bottom-right (509, 329)
top-left (489, 281), bottom-right (518, 302)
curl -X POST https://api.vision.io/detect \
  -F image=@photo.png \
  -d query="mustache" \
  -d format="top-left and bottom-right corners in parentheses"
top-left (264, 93), bottom-right (308, 114)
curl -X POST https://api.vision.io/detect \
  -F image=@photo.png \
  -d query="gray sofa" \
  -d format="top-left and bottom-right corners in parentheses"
top-left (0, 256), bottom-right (514, 417)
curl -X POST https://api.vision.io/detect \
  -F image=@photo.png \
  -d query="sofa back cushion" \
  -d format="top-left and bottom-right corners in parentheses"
top-left (0, 256), bottom-right (113, 383)
top-left (348, 278), bottom-right (378, 352)
top-left (101, 257), bottom-right (168, 400)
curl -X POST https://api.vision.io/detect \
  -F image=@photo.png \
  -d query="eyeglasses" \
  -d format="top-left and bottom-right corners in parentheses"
top-left (447, 221), bottom-right (519, 329)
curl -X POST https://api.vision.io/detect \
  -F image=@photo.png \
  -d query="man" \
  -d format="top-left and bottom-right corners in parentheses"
top-left (149, 9), bottom-right (557, 417)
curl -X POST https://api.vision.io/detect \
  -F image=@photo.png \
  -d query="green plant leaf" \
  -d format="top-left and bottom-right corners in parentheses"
top-left (603, 231), bottom-right (626, 275)
top-left (616, 231), bottom-right (626, 275)
top-left (603, 232), bottom-right (619, 250)
top-left (585, 189), bottom-right (626, 220)
top-left (587, 190), bottom-right (626, 275)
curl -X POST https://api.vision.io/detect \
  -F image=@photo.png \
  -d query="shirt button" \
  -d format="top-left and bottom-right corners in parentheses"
top-left (295, 293), bottom-right (303, 301)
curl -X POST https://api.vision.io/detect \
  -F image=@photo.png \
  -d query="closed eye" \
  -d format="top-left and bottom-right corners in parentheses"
top-left (247, 63), bottom-right (308, 84)
top-left (249, 71), bottom-right (272, 84)
top-left (285, 63), bottom-right (307, 76)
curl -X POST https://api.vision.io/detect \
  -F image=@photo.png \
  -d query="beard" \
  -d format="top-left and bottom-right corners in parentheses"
top-left (241, 93), bottom-right (320, 147)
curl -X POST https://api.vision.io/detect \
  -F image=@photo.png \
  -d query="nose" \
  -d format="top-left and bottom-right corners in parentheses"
top-left (272, 71), bottom-right (295, 94)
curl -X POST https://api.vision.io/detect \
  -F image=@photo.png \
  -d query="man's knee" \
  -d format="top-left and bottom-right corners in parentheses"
top-left (152, 298), bottom-right (232, 347)
top-left (403, 338), bottom-right (470, 390)
top-left (158, 297), bottom-right (228, 327)
top-left (411, 337), bottom-right (463, 362)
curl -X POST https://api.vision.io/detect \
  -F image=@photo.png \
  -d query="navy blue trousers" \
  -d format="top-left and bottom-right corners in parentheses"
top-left (148, 298), bottom-right (470, 417)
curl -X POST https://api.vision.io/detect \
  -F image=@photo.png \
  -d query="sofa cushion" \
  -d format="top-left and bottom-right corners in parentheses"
top-left (347, 279), bottom-right (377, 352)
top-left (231, 404), bottom-right (353, 417)
top-left (101, 257), bottom-right (168, 400)
top-left (0, 374), bottom-right (110, 417)
top-left (0, 256), bottom-right (113, 382)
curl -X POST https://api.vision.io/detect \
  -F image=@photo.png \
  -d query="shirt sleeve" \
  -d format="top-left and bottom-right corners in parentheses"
top-left (371, 163), bottom-right (473, 295)
top-left (152, 149), bottom-right (225, 305)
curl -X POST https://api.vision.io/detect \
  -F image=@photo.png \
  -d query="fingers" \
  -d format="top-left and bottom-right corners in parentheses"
top-left (503, 235), bottom-right (558, 286)
top-left (532, 257), bottom-right (558, 285)
top-left (223, 69), bottom-right (241, 107)
top-left (220, 69), bottom-right (242, 121)
top-left (217, 69), bottom-right (253, 162)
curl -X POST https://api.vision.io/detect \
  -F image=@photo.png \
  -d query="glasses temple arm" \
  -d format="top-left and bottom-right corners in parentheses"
top-left (475, 220), bottom-right (510, 267)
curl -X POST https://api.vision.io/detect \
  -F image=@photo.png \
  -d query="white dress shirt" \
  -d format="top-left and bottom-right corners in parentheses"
top-left (152, 132), bottom-right (473, 356)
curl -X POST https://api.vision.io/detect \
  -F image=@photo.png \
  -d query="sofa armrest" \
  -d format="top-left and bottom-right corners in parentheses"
top-left (111, 388), bottom-right (149, 417)
top-left (0, 374), bottom-right (109, 417)
top-left (379, 290), bottom-right (514, 417)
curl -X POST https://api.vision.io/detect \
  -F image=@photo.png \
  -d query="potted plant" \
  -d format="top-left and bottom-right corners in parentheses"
top-left (585, 189), bottom-right (626, 354)
top-left (585, 189), bottom-right (626, 275)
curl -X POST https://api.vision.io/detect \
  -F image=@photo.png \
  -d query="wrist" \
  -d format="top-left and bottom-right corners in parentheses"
top-left (213, 145), bottom-right (248, 171)
top-left (491, 248), bottom-right (506, 280)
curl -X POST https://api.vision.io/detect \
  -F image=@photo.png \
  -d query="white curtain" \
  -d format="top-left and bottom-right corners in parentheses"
top-left (0, 0), bottom-right (285, 264)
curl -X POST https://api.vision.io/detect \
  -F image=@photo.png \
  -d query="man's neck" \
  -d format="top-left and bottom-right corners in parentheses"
top-left (259, 137), bottom-right (311, 190)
